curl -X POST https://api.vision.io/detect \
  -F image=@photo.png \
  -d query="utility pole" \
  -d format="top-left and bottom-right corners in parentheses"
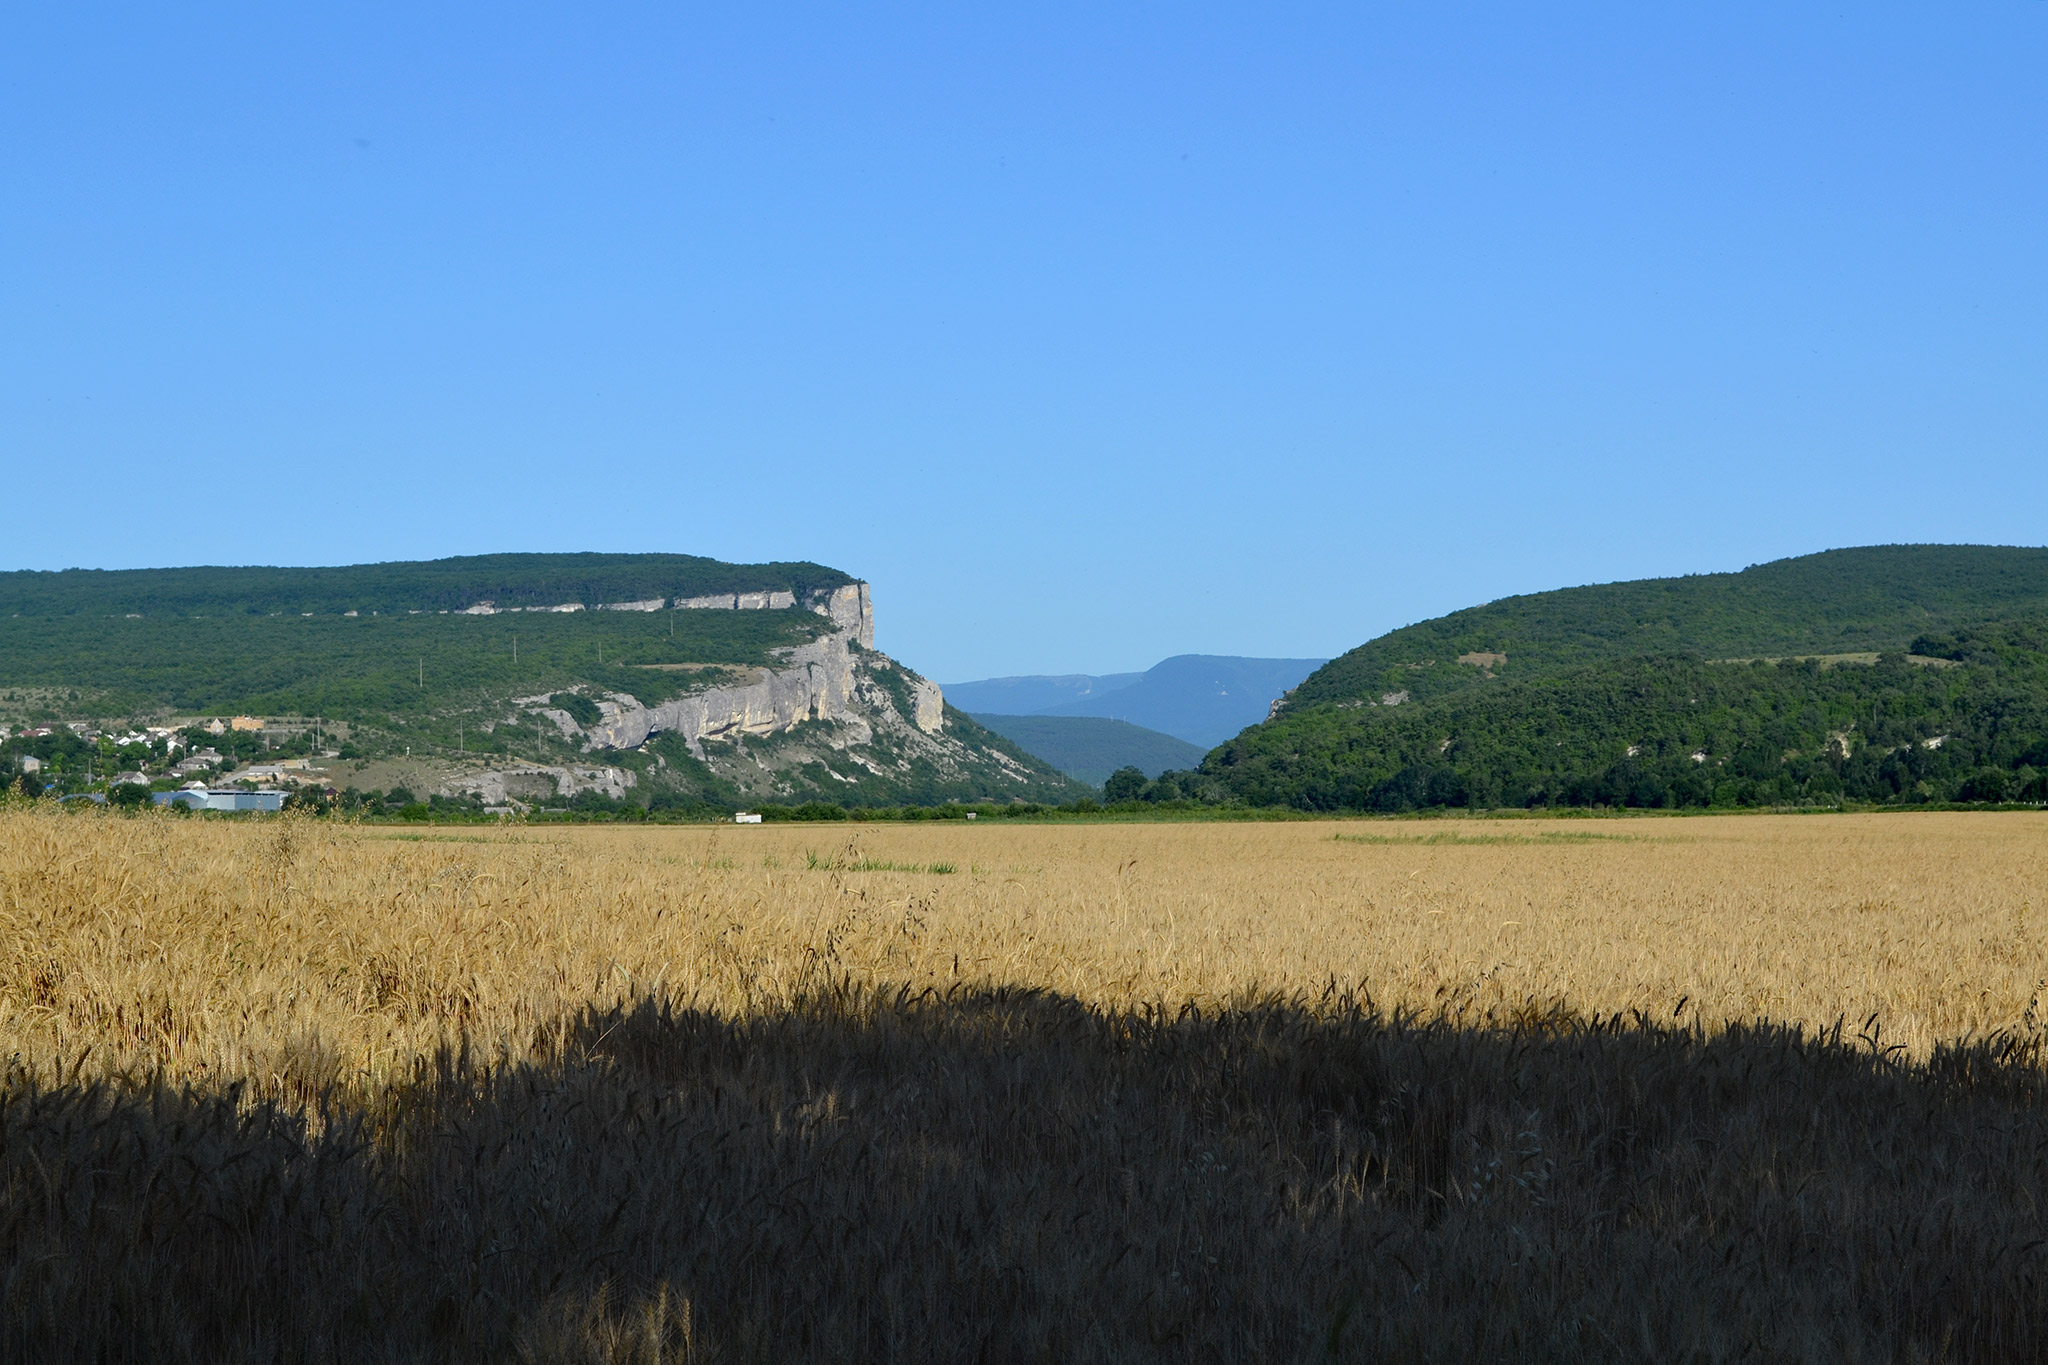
top-left (419, 657), bottom-right (424, 689)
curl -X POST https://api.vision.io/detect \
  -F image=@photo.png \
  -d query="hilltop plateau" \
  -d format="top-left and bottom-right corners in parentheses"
top-left (0, 553), bottom-right (1083, 811)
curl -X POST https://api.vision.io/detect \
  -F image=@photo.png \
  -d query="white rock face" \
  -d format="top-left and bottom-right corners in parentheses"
top-left (466, 584), bottom-right (841, 617)
top-left (478, 603), bottom-right (587, 614)
top-left (584, 626), bottom-right (863, 757)
top-left (809, 583), bottom-right (874, 647)
top-left (555, 582), bottom-right (916, 758)
top-left (910, 677), bottom-right (944, 734)
top-left (674, 589), bottom-right (801, 610)
top-left (441, 764), bottom-right (636, 805)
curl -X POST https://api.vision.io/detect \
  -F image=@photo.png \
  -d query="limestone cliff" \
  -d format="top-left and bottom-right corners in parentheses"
top-left (460, 579), bottom-right (862, 624)
top-left (548, 582), bottom-right (882, 756)
top-left (578, 625), bottom-right (867, 757)
top-left (808, 583), bottom-right (874, 647)
top-left (505, 583), bottom-right (1074, 806)
top-left (443, 763), bottom-right (636, 806)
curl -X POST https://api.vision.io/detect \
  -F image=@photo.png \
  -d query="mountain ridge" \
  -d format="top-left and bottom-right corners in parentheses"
top-left (965, 714), bottom-right (1207, 787)
top-left (1286, 544), bottom-right (2048, 712)
top-left (947, 655), bottom-right (1327, 748)
top-left (1204, 545), bottom-right (2048, 812)
top-left (0, 553), bottom-right (856, 619)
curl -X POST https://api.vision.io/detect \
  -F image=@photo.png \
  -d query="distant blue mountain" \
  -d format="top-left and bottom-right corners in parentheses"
top-left (940, 672), bottom-right (1144, 716)
top-left (965, 715), bottom-right (1207, 788)
top-left (945, 655), bottom-right (1327, 749)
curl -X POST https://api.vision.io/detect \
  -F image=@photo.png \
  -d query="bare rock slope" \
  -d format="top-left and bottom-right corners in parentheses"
top-left (483, 584), bottom-right (1079, 808)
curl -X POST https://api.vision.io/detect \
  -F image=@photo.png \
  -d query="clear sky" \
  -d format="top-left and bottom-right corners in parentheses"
top-left (5, 5), bottom-right (2044, 680)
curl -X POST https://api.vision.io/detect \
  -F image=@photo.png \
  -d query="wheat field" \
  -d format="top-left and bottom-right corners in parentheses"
top-left (4, 805), bottom-right (2048, 1360)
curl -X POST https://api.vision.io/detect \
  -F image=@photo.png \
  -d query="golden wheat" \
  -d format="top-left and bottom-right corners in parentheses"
top-left (3, 806), bottom-right (2042, 1091)
top-left (8, 804), bottom-right (2048, 1362)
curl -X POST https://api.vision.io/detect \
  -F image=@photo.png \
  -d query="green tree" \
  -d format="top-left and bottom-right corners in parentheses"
top-left (1103, 767), bottom-right (1147, 802)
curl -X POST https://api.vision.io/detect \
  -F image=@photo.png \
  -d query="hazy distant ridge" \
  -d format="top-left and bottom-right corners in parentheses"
top-left (966, 715), bottom-right (1207, 787)
top-left (947, 655), bottom-right (1327, 749)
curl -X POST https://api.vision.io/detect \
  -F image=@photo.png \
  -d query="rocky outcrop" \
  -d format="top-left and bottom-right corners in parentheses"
top-left (451, 579), bottom-right (1078, 806)
top-left (458, 602), bottom-right (586, 614)
top-left (441, 763), bottom-right (636, 805)
top-left (466, 584), bottom-right (842, 614)
top-left (909, 677), bottom-right (944, 734)
top-left (560, 583), bottom-right (897, 755)
top-left (675, 590), bottom-right (800, 611)
top-left (808, 583), bottom-right (873, 647)
top-left (477, 581), bottom-right (1064, 807)
top-left (581, 628), bottom-right (864, 758)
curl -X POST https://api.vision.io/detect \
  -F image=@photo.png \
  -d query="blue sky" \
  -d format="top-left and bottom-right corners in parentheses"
top-left (5, 4), bottom-right (2044, 680)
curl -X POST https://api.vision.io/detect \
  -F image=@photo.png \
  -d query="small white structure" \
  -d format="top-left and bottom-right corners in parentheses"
top-left (734, 812), bottom-right (763, 824)
top-left (152, 787), bottom-right (287, 812)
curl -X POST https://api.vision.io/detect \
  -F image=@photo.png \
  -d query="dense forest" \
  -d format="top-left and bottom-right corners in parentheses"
top-left (0, 606), bottom-right (832, 746)
top-left (1202, 618), bottom-right (2048, 811)
top-left (1288, 545), bottom-right (2048, 710)
top-left (0, 552), bottom-right (852, 619)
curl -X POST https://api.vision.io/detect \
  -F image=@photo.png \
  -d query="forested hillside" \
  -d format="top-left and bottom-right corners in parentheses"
top-left (1287, 545), bottom-right (2048, 710)
top-left (0, 606), bottom-right (831, 741)
top-left (1206, 615), bottom-right (2048, 811)
top-left (0, 553), bottom-right (852, 618)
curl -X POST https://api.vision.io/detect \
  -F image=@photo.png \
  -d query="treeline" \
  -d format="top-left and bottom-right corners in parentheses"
top-left (0, 552), bottom-right (853, 618)
top-left (198, 791), bottom-right (1160, 825)
top-left (1290, 544), bottom-right (2048, 710)
top-left (1206, 623), bottom-right (2048, 812)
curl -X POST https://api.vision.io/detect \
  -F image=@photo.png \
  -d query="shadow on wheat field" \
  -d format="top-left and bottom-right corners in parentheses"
top-left (4, 984), bottom-right (2047, 1363)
